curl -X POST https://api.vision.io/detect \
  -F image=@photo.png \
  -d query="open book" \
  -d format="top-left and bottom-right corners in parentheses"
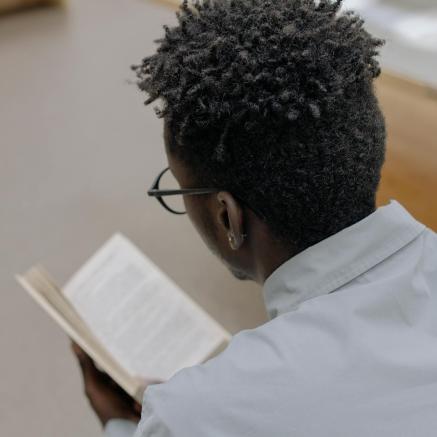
top-left (16, 233), bottom-right (231, 403)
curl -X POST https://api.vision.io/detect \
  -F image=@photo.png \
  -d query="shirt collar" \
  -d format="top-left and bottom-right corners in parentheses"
top-left (262, 199), bottom-right (426, 319)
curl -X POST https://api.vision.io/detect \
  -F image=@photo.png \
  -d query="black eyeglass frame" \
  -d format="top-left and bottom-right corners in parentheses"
top-left (147, 166), bottom-right (219, 215)
top-left (147, 166), bottom-right (266, 220)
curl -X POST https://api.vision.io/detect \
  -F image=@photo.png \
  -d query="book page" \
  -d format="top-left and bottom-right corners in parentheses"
top-left (63, 233), bottom-right (230, 381)
top-left (15, 266), bottom-right (143, 402)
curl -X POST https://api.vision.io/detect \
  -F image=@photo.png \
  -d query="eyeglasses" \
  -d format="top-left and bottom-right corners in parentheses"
top-left (147, 166), bottom-right (219, 214)
top-left (147, 166), bottom-right (266, 219)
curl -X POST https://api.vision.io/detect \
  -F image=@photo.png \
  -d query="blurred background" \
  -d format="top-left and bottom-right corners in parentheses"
top-left (0, 0), bottom-right (436, 435)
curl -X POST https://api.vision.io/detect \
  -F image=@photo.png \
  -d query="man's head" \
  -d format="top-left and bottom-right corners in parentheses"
top-left (133, 0), bottom-right (386, 282)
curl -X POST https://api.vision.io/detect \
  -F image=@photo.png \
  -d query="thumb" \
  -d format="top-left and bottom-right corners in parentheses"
top-left (71, 341), bottom-right (100, 382)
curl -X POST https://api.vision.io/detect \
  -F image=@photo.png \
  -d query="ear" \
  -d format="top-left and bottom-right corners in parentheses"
top-left (216, 191), bottom-right (246, 250)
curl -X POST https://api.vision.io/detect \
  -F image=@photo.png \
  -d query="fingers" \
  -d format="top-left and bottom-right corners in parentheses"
top-left (71, 341), bottom-right (102, 393)
top-left (133, 402), bottom-right (142, 415)
top-left (71, 341), bottom-right (83, 356)
top-left (71, 341), bottom-right (93, 371)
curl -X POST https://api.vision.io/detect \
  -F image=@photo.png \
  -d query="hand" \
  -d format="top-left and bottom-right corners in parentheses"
top-left (71, 341), bottom-right (142, 427)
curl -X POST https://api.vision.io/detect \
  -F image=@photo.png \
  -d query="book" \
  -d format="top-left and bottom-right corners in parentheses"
top-left (15, 233), bottom-right (231, 403)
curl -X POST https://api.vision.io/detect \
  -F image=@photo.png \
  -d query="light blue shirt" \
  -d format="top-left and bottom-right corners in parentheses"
top-left (105, 199), bottom-right (437, 436)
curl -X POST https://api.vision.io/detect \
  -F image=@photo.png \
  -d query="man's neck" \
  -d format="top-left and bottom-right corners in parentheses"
top-left (248, 222), bottom-right (296, 285)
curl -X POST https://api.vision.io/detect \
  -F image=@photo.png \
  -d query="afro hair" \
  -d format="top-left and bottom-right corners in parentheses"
top-left (133, 0), bottom-right (387, 252)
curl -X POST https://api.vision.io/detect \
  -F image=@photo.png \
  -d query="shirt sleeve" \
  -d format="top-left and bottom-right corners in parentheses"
top-left (104, 419), bottom-right (138, 437)
top-left (132, 395), bottom-right (173, 437)
top-left (103, 397), bottom-right (173, 437)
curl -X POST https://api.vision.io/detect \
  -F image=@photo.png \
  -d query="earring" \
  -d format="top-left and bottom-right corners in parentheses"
top-left (228, 233), bottom-right (237, 249)
top-left (228, 232), bottom-right (247, 249)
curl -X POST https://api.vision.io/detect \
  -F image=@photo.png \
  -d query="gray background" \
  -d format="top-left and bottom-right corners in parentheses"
top-left (0, 2), bottom-right (267, 435)
top-left (0, 0), bottom-right (435, 436)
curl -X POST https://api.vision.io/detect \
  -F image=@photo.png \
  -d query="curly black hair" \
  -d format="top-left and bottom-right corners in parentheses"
top-left (133, 0), bottom-right (386, 252)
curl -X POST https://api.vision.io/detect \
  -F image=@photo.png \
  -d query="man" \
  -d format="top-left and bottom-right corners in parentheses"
top-left (72, 0), bottom-right (437, 435)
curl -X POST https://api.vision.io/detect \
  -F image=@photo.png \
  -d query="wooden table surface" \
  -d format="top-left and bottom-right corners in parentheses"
top-left (376, 74), bottom-right (437, 230)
